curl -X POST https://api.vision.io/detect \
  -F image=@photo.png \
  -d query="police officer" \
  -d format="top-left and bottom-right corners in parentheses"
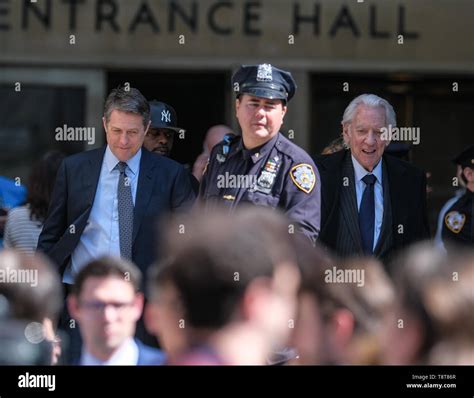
top-left (442, 145), bottom-right (474, 248)
top-left (199, 64), bottom-right (321, 244)
top-left (144, 100), bottom-right (184, 157)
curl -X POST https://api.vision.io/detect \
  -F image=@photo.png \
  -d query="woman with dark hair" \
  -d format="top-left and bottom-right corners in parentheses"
top-left (4, 151), bottom-right (65, 254)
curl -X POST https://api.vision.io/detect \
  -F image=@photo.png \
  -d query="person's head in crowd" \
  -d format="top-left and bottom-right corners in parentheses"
top-left (3, 151), bottom-right (65, 255)
top-left (192, 125), bottom-right (233, 181)
top-left (146, 263), bottom-right (187, 363)
top-left (102, 86), bottom-right (151, 162)
top-left (290, 237), bottom-right (395, 365)
top-left (232, 64), bottom-right (295, 149)
top-left (380, 242), bottom-right (447, 365)
top-left (152, 206), bottom-right (300, 365)
top-left (321, 136), bottom-right (345, 155)
top-left (0, 250), bottom-right (62, 365)
top-left (203, 125), bottom-right (233, 154)
top-left (68, 256), bottom-right (144, 362)
top-left (288, 236), bottom-right (333, 365)
top-left (143, 100), bottom-right (184, 157)
top-left (27, 151), bottom-right (65, 222)
top-left (342, 94), bottom-right (396, 172)
top-left (327, 257), bottom-right (395, 364)
top-left (453, 145), bottom-right (474, 192)
top-left (423, 249), bottom-right (474, 365)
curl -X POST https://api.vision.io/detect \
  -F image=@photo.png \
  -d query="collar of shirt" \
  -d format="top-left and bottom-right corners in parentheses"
top-left (104, 145), bottom-right (141, 177)
top-left (80, 337), bottom-right (139, 366)
top-left (351, 154), bottom-right (383, 185)
top-left (235, 133), bottom-right (279, 164)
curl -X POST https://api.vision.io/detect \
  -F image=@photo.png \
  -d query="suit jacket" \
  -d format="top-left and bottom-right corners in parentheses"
top-left (37, 147), bottom-right (195, 278)
top-left (314, 150), bottom-right (429, 263)
top-left (70, 339), bottom-right (167, 365)
top-left (136, 339), bottom-right (167, 365)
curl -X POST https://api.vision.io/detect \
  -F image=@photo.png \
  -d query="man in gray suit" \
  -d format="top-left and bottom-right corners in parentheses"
top-left (315, 94), bottom-right (429, 264)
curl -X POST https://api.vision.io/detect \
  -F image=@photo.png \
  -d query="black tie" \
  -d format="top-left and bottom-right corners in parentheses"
top-left (359, 174), bottom-right (376, 255)
top-left (117, 162), bottom-right (134, 260)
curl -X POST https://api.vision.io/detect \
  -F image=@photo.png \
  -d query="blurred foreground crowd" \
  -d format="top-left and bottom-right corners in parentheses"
top-left (0, 207), bottom-right (472, 365)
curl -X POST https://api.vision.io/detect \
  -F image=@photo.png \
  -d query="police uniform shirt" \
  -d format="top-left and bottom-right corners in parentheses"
top-left (442, 189), bottom-right (473, 247)
top-left (199, 132), bottom-right (321, 243)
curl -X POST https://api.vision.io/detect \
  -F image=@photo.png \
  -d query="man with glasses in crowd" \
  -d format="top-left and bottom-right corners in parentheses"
top-left (67, 256), bottom-right (166, 365)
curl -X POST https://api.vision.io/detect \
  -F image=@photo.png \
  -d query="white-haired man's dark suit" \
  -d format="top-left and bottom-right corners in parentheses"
top-left (315, 149), bottom-right (429, 264)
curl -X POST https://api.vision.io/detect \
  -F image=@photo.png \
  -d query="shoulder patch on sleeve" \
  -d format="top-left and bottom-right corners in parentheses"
top-left (290, 163), bottom-right (316, 194)
top-left (444, 211), bottom-right (466, 233)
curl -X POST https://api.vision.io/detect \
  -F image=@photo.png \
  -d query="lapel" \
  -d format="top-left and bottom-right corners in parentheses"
top-left (340, 152), bottom-right (363, 252)
top-left (50, 148), bottom-right (105, 268)
top-left (374, 159), bottom-right (390, 256)
top-left (80, 147), bottom-right (106, 220)
top-left (316, 150), bottom-right (362, 252)
top-left (383, 154), bottom-right (409, 247)
top-left (132, 149), bottom-right (156, 243)
top-left (315, 150), bottom-right (344, 224)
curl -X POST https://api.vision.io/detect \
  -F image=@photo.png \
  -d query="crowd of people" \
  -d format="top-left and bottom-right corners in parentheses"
top-left (0, 63), bottom-right (472, 365)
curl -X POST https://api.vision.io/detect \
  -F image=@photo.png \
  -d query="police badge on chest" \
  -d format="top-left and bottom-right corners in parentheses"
top-left (252, 156), bottom-right (281, 194)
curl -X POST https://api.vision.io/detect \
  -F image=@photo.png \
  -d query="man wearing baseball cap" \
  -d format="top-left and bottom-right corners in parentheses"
top-left (144, 100), bottom-right (199, 193)
top-left (199, 64), bottom-right (321, 244)
top-left (144, 101), bottom-right (184, 157)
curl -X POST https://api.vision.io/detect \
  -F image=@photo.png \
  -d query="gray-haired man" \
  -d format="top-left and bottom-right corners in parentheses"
top-left (315, 94), bottom-right (429, 264)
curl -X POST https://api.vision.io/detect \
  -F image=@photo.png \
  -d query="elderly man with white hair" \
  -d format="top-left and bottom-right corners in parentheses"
top-left (315, 94), bottom-right (429, 264)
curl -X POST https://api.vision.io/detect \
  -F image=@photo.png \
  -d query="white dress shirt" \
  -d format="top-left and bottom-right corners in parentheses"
top-left (80, 337), bottom-right (139, 366)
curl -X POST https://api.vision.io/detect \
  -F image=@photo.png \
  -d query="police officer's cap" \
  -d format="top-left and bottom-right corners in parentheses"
top-left (232, 64), bottom-right (297, 103)
top-left (452, 145), bottom-right (474, 168)
top-left (149, 100), bottom-right (184, 133)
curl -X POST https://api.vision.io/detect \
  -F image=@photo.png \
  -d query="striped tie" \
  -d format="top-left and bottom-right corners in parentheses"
top-left (116, 162), bottom-right (134, 260)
